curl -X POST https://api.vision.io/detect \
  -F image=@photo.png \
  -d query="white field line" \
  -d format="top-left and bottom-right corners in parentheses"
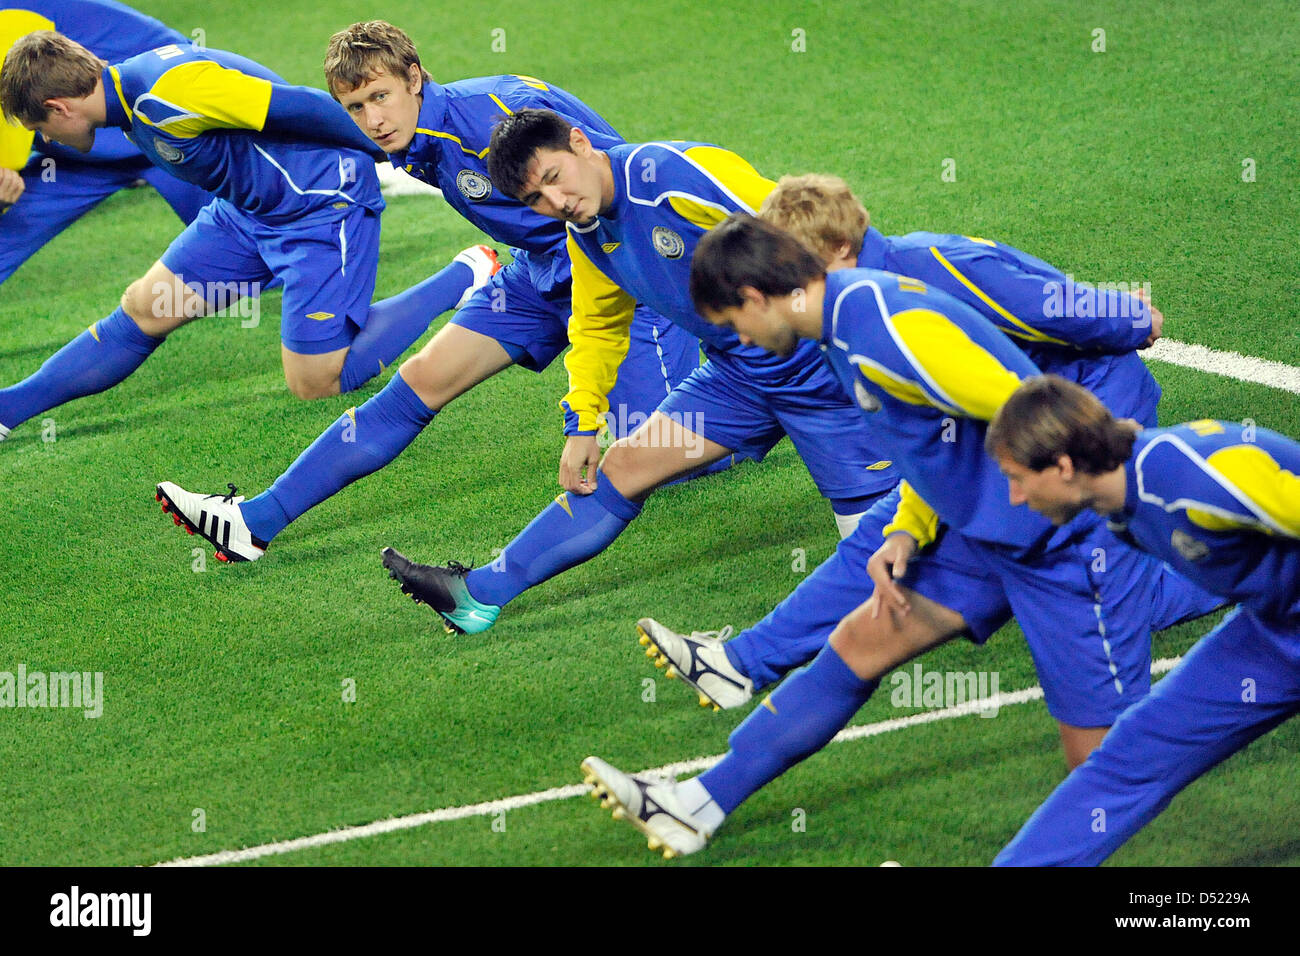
top-left (1146, 339), bottom-right (1300, 394)
top-left (155, 657), bottom-right (1181, 867)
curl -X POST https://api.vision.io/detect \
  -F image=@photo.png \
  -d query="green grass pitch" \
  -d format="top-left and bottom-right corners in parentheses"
top-left (1, 0), bottom-right (1297, 866)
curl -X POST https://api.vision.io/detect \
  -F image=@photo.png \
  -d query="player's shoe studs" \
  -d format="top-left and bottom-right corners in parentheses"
top-left (453, 244), bottom-right (503, 309)
top-left (380, 548), bottom-right (500, 635)
top-left (155, 481), bottom-right (266, 563)
top-left (635, 618), bottom-right (753, 711)
top-left (580, 756), bottom-right (711, 859)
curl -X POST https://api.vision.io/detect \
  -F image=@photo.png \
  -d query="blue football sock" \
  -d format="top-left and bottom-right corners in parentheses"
top-left (725, 519), bottom-right (879, 690)
top-left (239, 371), bottom-right (435, 542)
top-left (337, 260), bottom-right (473, 393)
top-left (465, 479), bottom-right (643, 608)
top-left (699, 644), bottom-right (878, 814)
top-left (0, 307), bottom-right (160, 430)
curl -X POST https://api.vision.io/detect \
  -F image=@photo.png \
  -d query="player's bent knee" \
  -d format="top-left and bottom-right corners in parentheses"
top-left (120, 279), bottom-right (156, 324)
top-left (283, 373), bottom-right (340, 401)
top-left (1058, 723), bottom-right (1109, 770)
top-left (598, 441), bottom-right (669, 499)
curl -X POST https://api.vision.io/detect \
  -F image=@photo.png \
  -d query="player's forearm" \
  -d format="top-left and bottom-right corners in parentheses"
top-left (263, 85), bottom-right (386, 161)
top-left (561, 342), bottom-right (628, 435)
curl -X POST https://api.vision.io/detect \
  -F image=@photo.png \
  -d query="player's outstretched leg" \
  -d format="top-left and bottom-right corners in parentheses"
top-left (638, 486), bottom-right (898, 708)
top-left (154, 322), bottom-right (517, 560)
top-left (335, 244), bottom-right (500, 393)
top-left (587, 587), bottom-right (964, 857)
top-left (380, 412), bottom-right (734, 633)
top-left (0, 261), bottom-right (204, 439)
top-left (994, 608), bottom-right (1300, 866)
top-left (581, 756), bottom-right (714, 859)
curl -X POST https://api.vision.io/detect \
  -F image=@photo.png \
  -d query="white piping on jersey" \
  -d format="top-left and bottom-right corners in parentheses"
top-left (620, 143), bottom-right (758, 216)
top-left (251, 143), bottom-right (356, 204)
top-left (339, 220), bottom-right (348, 277)
top-left (829, 278), bottom-right (964, 415)
top-left (130, 92), bottom-right (203, 129)
top-left (1134, 432), bottom-right (1287, 535)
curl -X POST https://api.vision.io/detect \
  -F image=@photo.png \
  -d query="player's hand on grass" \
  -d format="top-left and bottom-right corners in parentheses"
top-left (559, 434), bottom-right (601, 494)
top-left (0, 168), bottom-right (24, 209)
top-left (1133, 286), bottom-right (1164, 348)
top-left (866, 532), bottom-right (916, 618)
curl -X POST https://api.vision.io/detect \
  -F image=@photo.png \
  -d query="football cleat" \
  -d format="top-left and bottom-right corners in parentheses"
top-left (580, 756), bottom-right (711, 859)
top-left (0, 423), bottom-right (9, 441)
top-left (636, 618), bottom-right (753, 711)
top-left (380, 547), bottom-right (500, 634)
top-left (155, 481), bottom-right (266, 562)
top-left (453, 244), bottom-right (503, 308)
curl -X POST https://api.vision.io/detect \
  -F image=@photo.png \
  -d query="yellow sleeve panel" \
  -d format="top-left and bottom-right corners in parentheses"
top-left (882, 481), bottom-right (940, 549)
top-left (888, 307), bottom-right (1026, 421)
top-left (0, 9), bottom-right (55, 169)
top-left (562, 233), bottom-right (637, 433)
top-left (140, 60), bottom-right (273, 138)
top-left (679, 145), bottom-right (775, 216)
top-left (1188, 445), bottom-right (1300, 538)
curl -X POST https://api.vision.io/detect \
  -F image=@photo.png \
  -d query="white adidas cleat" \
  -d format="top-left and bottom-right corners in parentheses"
top-left (453, 244), bottom-right (502, 308)
top-left (637, 617), bottom-right (754, 711)
top-left (155, 481), bottom-right (267, 563)
top-left (581, 756), bottom-right (711, 859)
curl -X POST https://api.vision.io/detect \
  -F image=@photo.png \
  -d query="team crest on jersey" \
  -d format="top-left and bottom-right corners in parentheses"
top-left (456, 170), bottom-right (492, 201)
top-left (652, 226), bottom-right (685, 259)
top-left (1171, 529), bottom-right (1210, 562)
top-left (154, 140), bottom-right (183, 164)
top-left (854, 380), bottom-right (881, 412)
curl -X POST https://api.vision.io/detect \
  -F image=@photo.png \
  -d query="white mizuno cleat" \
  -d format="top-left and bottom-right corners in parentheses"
top-left (636, 618), bottom-right (753, 711)
top-left (453, 244), bottom-right (503, 308)
top-left (155, 481), bottom-right (267, 563)
top-left (580, 756), bottom-right (711, 859)
top-left (0, 423), bottom-right (9, 441)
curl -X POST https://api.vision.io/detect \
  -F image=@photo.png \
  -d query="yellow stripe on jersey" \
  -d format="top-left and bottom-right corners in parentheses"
top-left (670, 145), bottom-right (776, 223)
top-left (108, 66), bottom-right (133, 122)
top-left (1186, 445), bottom-right (1300, 538)
top-left (887, 307), bottom-right (1025, 420)
top-left (928, 246), bottom-right (1068, 347)
top-left (562, 233), bottom-right (637, 433)
top-left (0, 8), bottom-right (54, 169)
top-left (488, 93), bottom-right (512, 116)
top-left (415, 126), bottom-right (489, 159)
top-left (882, 481), bottom-right (940, 549)
top-left (135, 60), bottom-right (273, 138)
top-left (512, 75), bottom-right (549, 91)
top-left (855, 355), bottom-right (945, 410)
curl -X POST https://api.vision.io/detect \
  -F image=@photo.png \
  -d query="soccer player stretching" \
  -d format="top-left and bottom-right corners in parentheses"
top-left (0, 31), bottom-right (493, 453)
top-left (989, 376), bottom-right (1300, 865)
top-left (579, 214), bottom-right (1218, 858)
top-left (381, 111), bottom-right (901, 635)
top-left (152, 21), bottom-right (708, 563)
top-left (634, 173), bottom-right (1212, 718)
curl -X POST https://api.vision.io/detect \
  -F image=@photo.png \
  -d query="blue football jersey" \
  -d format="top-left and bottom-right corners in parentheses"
top-left (101, 44), bottom-right (382, 224)
top-left (1113, 421), bottom-right (1300, 623)
top-left (820, 266), bottom-right (1093, 551)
